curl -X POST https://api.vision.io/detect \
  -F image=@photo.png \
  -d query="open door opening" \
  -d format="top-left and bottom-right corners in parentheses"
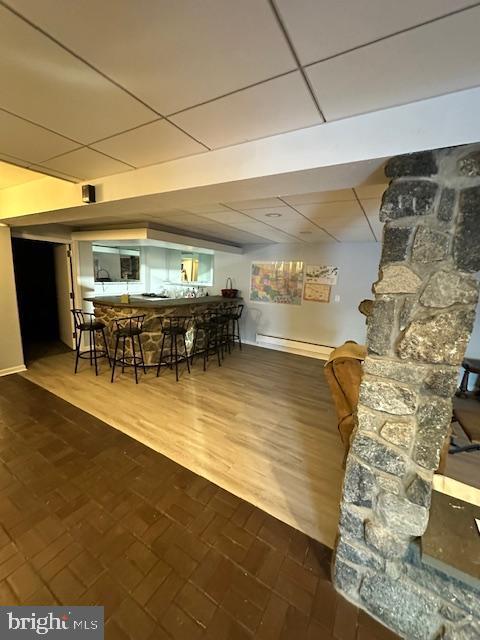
top-left (11, 238), bottom-right (75, 365)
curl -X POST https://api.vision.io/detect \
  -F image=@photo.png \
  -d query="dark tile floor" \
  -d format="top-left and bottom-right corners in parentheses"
top-left (0, 375), bottom-right (399, 640)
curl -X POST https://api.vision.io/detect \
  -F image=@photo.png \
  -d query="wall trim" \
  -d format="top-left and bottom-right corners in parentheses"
top-left (248, 334), bottom-right (333, 360)
top-left (0, 364), bottom-right (27, 377)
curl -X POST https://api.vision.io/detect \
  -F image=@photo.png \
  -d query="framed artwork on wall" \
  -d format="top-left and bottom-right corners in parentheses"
top-left (303, 282), bottom-right (331, 303)
top-left (250, 261), bottom-right (304, 304)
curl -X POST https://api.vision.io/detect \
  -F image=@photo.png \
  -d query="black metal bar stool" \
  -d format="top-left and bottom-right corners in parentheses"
top-left (156, 316), bottom-right (191, 382)
top-left (72, 309), bottom-right (110, 375)
top-left (225, 303), bottom-right (244, 351)
top-left (191, 310), bottom-right (222, 371)
top-left (111, 315), bottom-right (146, 384)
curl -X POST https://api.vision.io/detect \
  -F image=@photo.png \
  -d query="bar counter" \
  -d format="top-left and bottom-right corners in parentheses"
top-left (84, 295), bottom-right (241, 365)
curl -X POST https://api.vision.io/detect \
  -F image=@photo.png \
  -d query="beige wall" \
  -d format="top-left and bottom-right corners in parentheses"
top-left (0, 227), bottom-right (25, 374)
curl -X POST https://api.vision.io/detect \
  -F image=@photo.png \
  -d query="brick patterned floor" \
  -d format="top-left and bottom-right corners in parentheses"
top-left (0, 376), bottom-right (399, 639)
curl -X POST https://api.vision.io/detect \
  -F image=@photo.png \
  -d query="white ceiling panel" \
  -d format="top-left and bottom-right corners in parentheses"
top-left (235, 206), bottom-right (297, 221)
top-left (282, 189), bottom-right (356, 205)
top-left (297, 229), bottom-right (333, 242)
top-left (170, 72), bottom-right (321, 149)
top-left (306, 7), bottom-right (480, 121)
top-left (269, 219), bottom-right (321, 233)
top-left (225, 197), bottom-right (285, 210)
top-left (91, 120), bottom-right (206, 167)
top-left (360, 198), bottom-right (384, 241)
top-left (295, 200), bottom-right (364, 222)
top-left (0, 152), bottom-right (30, 169)
top-left (40, 148), bottom-right (132, 180)
top-left (7, 0), bottom-right (296, 115)
top-left (276, 0), bottom-right (473, 65)
top-left (199, 211), bottom-right (252, 224)
top-left (27, 162), bottom-right (80, 182)
top-left (330, 228), bottom-right (376, 242)
top-left (354, 184), bottom-right (387, 199)
top-left (0, 5), bottom-right (156, 143)
top-left (0, 109), bottom-right (79, 164)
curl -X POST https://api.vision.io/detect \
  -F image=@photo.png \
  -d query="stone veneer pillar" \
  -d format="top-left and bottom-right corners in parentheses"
top-left (333, 144), bottom-right (480, 640)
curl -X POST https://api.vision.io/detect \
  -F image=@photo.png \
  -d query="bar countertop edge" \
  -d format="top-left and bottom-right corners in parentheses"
top-left (84, 295), bottom-right (242, 310)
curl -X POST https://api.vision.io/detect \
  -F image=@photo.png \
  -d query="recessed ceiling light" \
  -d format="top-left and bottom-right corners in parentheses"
top-left (265, 212), bottom-right (282, 218)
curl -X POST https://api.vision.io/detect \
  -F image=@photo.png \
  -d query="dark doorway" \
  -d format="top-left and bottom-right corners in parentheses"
top-left (11, 238), bottom-right (69, 364)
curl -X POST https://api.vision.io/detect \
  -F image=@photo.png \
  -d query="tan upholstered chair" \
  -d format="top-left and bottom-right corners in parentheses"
top-left (324, 341), bottom-right (367, 464)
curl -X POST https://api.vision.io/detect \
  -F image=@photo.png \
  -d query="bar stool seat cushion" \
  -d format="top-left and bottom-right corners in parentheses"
top-left (78, 321), bottom-right (105, 331)
top-left (114, 327), bottom-right (143, 337)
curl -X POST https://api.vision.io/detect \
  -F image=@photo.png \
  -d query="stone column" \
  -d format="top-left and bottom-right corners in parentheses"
top-left (333, 145), bottom-right (480, 640)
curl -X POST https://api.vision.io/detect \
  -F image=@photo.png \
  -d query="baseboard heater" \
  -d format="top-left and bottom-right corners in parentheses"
top-left (254, 334), bottom-right (334, 360)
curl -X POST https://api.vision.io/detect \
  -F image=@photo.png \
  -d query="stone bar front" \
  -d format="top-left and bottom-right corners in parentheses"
top-left (85, 295), bottom-right (237, 365)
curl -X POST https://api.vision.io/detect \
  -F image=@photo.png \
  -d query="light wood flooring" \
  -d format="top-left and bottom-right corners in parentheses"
top-left (21, 344), bottom-right (344, 548)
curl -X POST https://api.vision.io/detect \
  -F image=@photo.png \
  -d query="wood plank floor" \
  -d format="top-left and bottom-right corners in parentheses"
top-left (21, 345), bottom-right (344, 549)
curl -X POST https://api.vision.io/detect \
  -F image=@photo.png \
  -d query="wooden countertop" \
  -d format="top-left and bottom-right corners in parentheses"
top-left (84, 295), bottom-right (241, 309)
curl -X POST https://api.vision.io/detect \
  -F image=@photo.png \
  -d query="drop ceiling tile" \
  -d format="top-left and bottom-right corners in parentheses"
top-left (234, 206), bottom-right (299, 222)
top-left (227, 220), bottom-right (276, 235)
top-left (270, 219), bottom-right (320, 234)
top-left (170, 72), bottom-right (322, 149)
top-left (0, 110), bottom-right (79, 164)
top-left (225, 197), bottom-right (284, 210)
top-left (27, 162), bottom-right (81, 182)
top-left (0, 152), bottom-right (30, 169)
top-left (295, 201), bottom-right (364, 222)
top-left (294, 230), bottom-right (335, 243)
top-left (322, 214), bottom-right (368, 233)
top-left (91, 120), bottom-right (206, 167)
top-left (8, 0), bottom-right (296, 114)
top-left (333, 228), bottom-right (376, 242)
top-left (276, 0), bottom-right (473, 65)
top-left (354, 184), bottom-right (388, 199)
top-left (200, 211), bottom-right (251, 224)
top-left (40, 148), bottom-right (132, 180)
top-left (306, 7), bottom-right (480, 121)
top-left (360, 198), bottom-right (384, 241)
top-left (0, 161), bottom-right (44, 189)
top-left (360, 198), bottom-right (382, 220)
top-left (0, 5), bottom-right (156, 143)
top-left (282, 189), bottom-right (355, 205)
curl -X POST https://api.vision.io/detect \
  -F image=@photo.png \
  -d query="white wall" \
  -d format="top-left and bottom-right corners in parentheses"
top-left (214, 242), bottom-right (381, 347)
top-left (0, 227), bottom-right (25, 374)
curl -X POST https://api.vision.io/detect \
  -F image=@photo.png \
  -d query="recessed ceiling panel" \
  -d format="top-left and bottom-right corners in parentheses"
top-left (0, 5), bottom-right (156, 143)
top-left (276, 0), bottom-right (473, 65)
top-left (41, 148), bottom-right (132, 180)
top-left (360, 198), bottom-right (384, 241)
top-left (7, 0), bottom-right (296, 115)
top-left (282, 189), bottom-right (355, 205)
top-left (170, 72), bottom-right (321, 149)
top-left (91, 120), bottom-right (207, 167)
top-left (306, 7), bottom-right (480, 121)
top-left (0, 109), bottom-right (79, 164)
top-left (295, 200), bottom-right (364, 222)
top-left (354, 184), bottom-right (387, 199)
top-left (200, 211), bottom-right (252, 224)
top-left (235, 206), bottom-right (296, 221)
top-left (225, 197), bottom-right (285, 210)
